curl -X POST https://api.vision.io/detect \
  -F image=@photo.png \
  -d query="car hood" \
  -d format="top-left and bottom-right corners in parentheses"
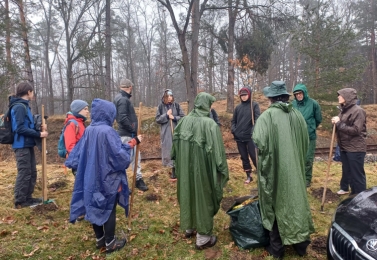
top-left (334, 187), bottom-right (377, 258)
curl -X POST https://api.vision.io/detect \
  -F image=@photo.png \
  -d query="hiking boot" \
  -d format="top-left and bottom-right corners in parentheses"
top-left (337, 189), bottom-right (349, 195)
top-left (14, 200), bottom-right (39, 209)
top-left (170, 167), bottom-right (177, 180)
top-left (135, 178), bottom-right (148, 192)
top-left (27, 197), bottom-right (43, 204)
top-left (306, 182), bottom-right (311, 188)
top-left (106, 237), bottom-right (126, 254)
top-left (195, 236), bottom-right (217, 250)
top-left (244, 176), bottom-right (253, 184)
top-left (96, 236), bottom-right (105, 249)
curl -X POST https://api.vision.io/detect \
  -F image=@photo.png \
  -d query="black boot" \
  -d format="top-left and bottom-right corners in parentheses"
top-left (244, 170), bottom-right (252, 184)
top-left (170, 167), bottom-right (177, 180)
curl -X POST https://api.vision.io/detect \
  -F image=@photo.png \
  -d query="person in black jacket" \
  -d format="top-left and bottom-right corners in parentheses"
top-left (113, 78), bottom-right (148, 192)
top-left (231, 87), bottom-right (260, 184)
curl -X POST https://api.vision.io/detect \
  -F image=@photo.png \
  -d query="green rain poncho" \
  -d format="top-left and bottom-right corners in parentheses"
top-left (171, 93), bottom-right (229, 235)
top-left (253, 102), bottom-right (315, 245)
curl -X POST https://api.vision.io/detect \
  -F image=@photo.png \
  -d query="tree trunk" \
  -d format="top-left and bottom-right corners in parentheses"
top-left (226, 0), bottom-right (238, 113)
top-left (5, 0), bottom-right (14, 93)
top-left (18, 0), bottom-right (37, 112)
top-left (105, 0), bottom-right (111, 100)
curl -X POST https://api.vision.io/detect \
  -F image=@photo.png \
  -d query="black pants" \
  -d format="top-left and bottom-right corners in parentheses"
top-left (92, 198), bottom-right (118, 244)
top-left (236, 140), bottom-right (257, 171)
top-left (14, 147), bottom-right (37, 204)
top-left (340, 151), bottom-right (366, 195)
top-left (266, 220), bottom-right (310, 258)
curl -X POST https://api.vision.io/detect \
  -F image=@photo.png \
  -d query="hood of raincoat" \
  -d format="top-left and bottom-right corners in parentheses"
top-left (338, 88), bottom-right (358, 111)
top-left (270, 101), bottom-right (293, 113)
top-left (293, 84), bottom-right (309, 104)
top-left (91, 98), bottom-right (116, 126)
top-left (190, 92), bottom-right (215, 117)
top-left (238, 87), bottom-right (252, 103)
top-left (65, 98), bottom-right (131, 226)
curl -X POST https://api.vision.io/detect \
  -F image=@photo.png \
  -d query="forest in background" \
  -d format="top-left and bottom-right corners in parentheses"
top-left (0, 0), bottom-right (376, 115)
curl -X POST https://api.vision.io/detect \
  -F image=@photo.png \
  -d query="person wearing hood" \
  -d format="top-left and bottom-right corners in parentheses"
top-left (63, 100), bottom-right (89, 158)
top-left (331, 88), bottom-right (367, 195)
top-left (231, 86), bottom-right (260, 184)
top-left (65, 98), bottom-right (142, 254)
top-left (171, 92), bottom-right (229, 250)
top-left (155, 89), bottom-right (185, 180)
top-left (113, 78), bottom-right (148, 192)
top-left (253, 81), bottom-right (314, 259)
top-left (10, 82), bottom-right (48, 209)
top-left (292, 84), bottom-right (322, 187)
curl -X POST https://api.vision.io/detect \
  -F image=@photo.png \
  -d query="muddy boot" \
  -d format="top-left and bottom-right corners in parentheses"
top-left (244, 170), bottom-right (252, 184)
top-left (170, 167), bottom-right (177, 180)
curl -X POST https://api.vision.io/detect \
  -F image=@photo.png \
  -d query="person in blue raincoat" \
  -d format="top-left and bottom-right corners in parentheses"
top-left (65, 98), bottom-right (141, 254)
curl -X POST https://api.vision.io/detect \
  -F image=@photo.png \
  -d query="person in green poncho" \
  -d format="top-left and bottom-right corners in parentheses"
top-left (292, 83), bottom-right (322, 187)
top-left (253, 81), bottom-right (315, 259)
top-left (171, 92), bottom-right (229, 250)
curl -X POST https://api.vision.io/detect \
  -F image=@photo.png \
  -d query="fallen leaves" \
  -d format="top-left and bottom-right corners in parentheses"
top-left (23, 247), bottom-right (39, 257)
top-left (204, 248), bottom-right (222, 259)
top-left (1, 216), bottom-right (16, 225)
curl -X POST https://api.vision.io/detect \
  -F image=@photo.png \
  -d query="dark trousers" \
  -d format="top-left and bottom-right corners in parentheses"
top-left (267, 221), bottom-right (310, 258)
top-left (340, 151), bottom-right (366, 195)
top-left (236, 140), bottom-right (257, 171)
top-left (14, 147), bottom-right (37, 204)
top-left (92, 198), bottom-right (117, 244)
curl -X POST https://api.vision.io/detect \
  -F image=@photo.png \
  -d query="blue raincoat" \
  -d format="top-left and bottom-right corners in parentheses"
top-left (65, 98), bottom-right (132, 225)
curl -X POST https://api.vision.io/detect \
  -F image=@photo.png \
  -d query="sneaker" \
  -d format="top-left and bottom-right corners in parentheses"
top-left (106, 237), bottom-right (126, 254)
top-left (306, 182), bottom-right (311, 188)
top-left (14, 200), bottom-right (40, 209)
top-left (135, 178), bottom-right (148, 192)
top-left (244, 176), bottom-right (253, 184)
top-left (195, 236), bottom-right (217, 250)
top-left (185, 229), bottom-right (197, 238)
top-left (337, 189), bottom-right (350, 195)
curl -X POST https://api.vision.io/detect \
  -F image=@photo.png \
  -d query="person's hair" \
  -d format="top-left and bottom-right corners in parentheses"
top-left (163, 90), bottom-right (174, 104)
top-left (16, 82), bottom-right (33, 97)
top-left (270, 94), bottom-right (290, 103)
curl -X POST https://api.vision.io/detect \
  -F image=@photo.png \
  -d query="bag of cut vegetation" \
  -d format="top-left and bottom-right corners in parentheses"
top-left (226, 195), bottom-right (269, 249)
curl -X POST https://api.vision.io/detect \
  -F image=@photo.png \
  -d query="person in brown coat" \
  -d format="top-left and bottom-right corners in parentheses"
top-left (331, 88), bottom-right (367, 195)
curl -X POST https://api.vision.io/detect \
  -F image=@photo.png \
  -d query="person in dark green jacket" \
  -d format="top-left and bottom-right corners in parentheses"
top-left (253, 81), bottom-right (314, 259)
top-left (171, 92), bottom-right (229, 250)
top-left (292, 84), bottom-right (322, 187)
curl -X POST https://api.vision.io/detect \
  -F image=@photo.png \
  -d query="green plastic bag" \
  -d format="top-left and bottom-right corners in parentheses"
top-left (226, 196), bottom-right (269, 249)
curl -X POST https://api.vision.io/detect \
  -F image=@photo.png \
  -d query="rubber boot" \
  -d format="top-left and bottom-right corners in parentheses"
top-left (170, 167), bottom-right (177, 181)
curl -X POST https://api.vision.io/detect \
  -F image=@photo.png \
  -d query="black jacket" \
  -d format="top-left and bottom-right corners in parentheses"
top-left (231, 88), bottom-right (261, 142)
top-left (113, 90), bottom-right (138, 137)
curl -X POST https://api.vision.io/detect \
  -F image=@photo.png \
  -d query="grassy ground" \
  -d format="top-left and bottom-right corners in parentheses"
top-left (0, 158), bottom-right (376, 260)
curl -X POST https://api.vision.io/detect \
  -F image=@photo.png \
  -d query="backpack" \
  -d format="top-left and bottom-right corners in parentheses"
top-left (0, 103), bottom-right (27, 144)
top-left (58, 119), bottom-right (79, 158)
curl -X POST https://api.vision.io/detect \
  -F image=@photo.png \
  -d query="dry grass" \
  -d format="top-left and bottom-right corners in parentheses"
top-left (1, 157), bottom-right (377, 259)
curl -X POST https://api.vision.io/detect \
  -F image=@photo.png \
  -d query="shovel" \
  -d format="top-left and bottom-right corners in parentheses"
top-left (128, 102), bottom-right (142, 231)
top-left (320, 124), bottom-right (336, 212)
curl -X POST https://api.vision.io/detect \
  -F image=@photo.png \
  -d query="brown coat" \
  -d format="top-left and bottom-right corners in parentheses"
top-left (336, 88), bottom-right (367, 152)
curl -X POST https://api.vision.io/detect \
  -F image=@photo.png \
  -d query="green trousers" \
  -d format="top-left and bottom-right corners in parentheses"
top-left (305, 139), bottom-right (316, 184)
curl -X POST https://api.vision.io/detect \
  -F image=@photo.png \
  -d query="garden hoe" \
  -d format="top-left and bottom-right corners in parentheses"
top-left (320, 124), bottom-right (336, 212)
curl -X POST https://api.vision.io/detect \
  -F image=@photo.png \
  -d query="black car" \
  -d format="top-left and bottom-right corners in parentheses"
top-left (327, 186), bottom-right (377, 260)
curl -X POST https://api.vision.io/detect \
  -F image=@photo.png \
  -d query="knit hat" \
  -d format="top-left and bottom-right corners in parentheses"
top-left (70, 99), bottom-right (89, 114)
top-left (120, 78), bottom-right (134, 88)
